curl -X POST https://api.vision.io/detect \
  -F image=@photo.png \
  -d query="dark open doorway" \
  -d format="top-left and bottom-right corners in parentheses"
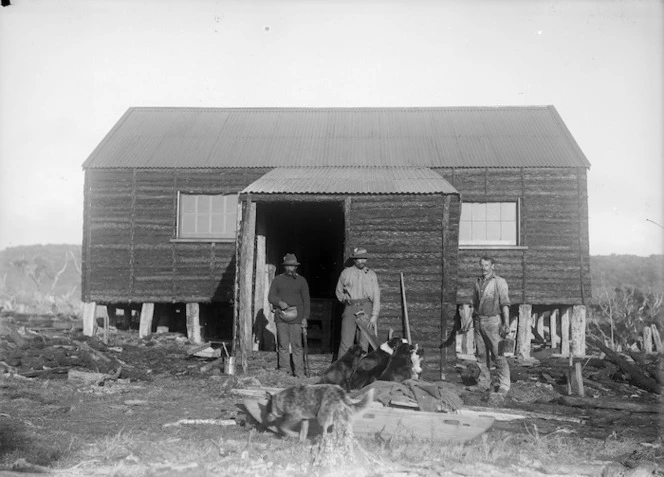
top-left (256, 200), bottom-right (345, 354)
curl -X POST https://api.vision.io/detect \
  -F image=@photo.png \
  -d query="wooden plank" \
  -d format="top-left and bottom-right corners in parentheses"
top-left (264, 264), bottom-right (277, 347)
top-left (254, 235), bottom-right (266, 349)
top-left (242, 398), bottom-right (494, 443)
top-left (559, 395), bottom-right (661, 414)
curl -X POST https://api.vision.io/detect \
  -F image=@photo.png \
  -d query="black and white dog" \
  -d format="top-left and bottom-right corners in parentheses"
top-left (349, 337), bottom-right (403, 390)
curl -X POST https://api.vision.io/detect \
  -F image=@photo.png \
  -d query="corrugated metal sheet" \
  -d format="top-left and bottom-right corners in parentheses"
top-left (83, 106), bottom-right (591, 169)
top-left (241, 167), bottom-right (458, 195)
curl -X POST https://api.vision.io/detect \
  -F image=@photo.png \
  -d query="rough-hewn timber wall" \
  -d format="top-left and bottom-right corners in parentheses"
top-left (436, 167), bottom-right (591, 306)
top-left (82, 168), bottom-right (270, 303)
top-left (348, 194), bottom-right (460, 373)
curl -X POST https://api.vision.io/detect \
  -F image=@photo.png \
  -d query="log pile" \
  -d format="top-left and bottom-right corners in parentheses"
top-left (587, 336), bottom-right (661, 394)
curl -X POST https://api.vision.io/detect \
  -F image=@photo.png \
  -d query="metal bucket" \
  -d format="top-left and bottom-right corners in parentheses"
top-left (224, 356), bottom-right (236, 375)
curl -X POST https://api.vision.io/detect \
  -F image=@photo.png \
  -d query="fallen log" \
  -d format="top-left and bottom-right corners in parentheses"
top-left (587, 337), bottom-right (660, 394)
top-left (557, 395), bottom-right (661, 414)
top-left (20, 367), bottom-right (70, 378)
top-left (67, 369), bottom-right (109, 385)
top-left (199, 357), bottom-right (224, 373)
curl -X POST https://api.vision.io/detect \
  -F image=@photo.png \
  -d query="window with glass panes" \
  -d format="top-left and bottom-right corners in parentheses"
top-left (178, 194), bottom-right (237, 240)
top-left (459, 202), bottom-right (518, 246)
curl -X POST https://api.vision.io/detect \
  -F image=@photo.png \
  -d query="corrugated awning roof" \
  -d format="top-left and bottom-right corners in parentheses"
top-left (83, 106), bottom-right (591, 169)
top-left (242, 167), bottom-right (458, 195)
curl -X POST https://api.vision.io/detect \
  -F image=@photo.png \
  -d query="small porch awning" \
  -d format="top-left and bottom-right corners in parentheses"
top-left (241, 167), bottom-right (458, 195)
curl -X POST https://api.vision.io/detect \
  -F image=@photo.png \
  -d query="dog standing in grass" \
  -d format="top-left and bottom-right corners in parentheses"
top-left (318, 344), bottom-right (366, 392)
top-left (265, 384), bottom-right (374, 442)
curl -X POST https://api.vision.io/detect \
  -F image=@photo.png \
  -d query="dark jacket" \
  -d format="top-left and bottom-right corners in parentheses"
top-left (268, 273), bottom-right (311, 324)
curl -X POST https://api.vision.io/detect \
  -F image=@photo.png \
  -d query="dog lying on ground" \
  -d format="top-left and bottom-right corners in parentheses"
top-left (318, 345), bottom-right (366, 392)
top-left (378, 340), bottom-right (416, 382)
top-left (348, 337), bottom-right (403, 390)
top-left (265, 384), bottom-right (374, 442)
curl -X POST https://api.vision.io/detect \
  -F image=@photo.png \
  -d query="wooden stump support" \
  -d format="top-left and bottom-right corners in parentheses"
top-left (549, 309), bottom-right (559, 348)
top-left (560, 307), bottom-right (571, 356)
top-left (83, 302), bottom-right (97, 337)
top-left (139, 302), bottom-right (154, 338)
top-left (571, 305), bottom-right (586, 356)
top-left (517, 304), bottom-right (532, 359)
top-left (186, 303), bottom-right (202, 344)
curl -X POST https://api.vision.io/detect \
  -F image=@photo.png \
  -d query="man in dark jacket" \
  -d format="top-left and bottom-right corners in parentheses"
top-left (268, 253), bottom-right (310, 377)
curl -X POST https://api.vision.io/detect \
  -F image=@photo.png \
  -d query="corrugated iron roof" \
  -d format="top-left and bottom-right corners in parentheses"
top-left (83, 106), bottom-right (591, 169)
top-left (241, 167), bottom-right (459, 195)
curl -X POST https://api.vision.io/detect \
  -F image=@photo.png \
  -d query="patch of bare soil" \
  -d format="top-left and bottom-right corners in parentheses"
top-left (1, 313), bottom-right (663, 476)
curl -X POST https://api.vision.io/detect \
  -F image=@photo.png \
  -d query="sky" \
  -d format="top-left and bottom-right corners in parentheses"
top-left (0, 0), bottom-right (662, 256)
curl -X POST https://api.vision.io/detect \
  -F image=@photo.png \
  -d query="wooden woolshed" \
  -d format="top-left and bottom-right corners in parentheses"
top-left (81, 106), bottom-right (591, 375)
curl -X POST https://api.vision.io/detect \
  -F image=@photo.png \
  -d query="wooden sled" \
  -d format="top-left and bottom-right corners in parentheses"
top-left (241, 398), bottom-right (494, 443)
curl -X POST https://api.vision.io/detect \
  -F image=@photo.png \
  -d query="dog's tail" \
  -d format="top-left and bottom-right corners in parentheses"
top-left (346, 388), bottom-right (374, 414)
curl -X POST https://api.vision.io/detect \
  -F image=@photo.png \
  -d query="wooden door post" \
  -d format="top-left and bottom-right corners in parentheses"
top-left (238, 199), bottom-right (256, 370)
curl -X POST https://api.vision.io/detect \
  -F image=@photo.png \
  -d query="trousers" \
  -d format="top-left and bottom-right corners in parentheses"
top-left (337, 300), bottom-right (374, 358)
top-left (276, 321), bottom-right (304, 376)
top-left (474, 314), bottom-right (510, 392)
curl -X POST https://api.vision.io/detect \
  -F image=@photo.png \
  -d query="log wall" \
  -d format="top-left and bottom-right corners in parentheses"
top-left (347, 194), bottom-right (460, 374)
top-left (437, 167), bottom-right (592, 306)
top-left (82, 168), bottom-right (269, 303)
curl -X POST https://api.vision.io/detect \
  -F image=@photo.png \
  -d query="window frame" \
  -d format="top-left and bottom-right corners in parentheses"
top-left (458, 199), bottom-right (524, 249)
top-left (173, 192), bottom-right (238, 243)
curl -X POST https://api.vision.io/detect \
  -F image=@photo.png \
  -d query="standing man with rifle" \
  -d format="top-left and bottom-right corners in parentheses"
top-left (268, 253), bottom-right (311, 377)
top-left (335, 247), bottom-right (381, 358)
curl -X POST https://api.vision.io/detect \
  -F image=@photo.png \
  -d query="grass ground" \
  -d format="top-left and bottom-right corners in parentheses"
top-left (1, 321), bottom-right (662, 476)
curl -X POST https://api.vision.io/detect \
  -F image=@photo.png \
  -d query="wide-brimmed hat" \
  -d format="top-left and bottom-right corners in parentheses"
top-left (282, 253), bottom-right (300, 266)
top-left (351, 247), bottom-right (369, 259)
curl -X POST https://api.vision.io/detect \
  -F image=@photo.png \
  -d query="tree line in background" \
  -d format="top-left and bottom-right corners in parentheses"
top-left (0, 245), bottom-right (662, 350)
top-left (0, 244), bottom-right (82, 316)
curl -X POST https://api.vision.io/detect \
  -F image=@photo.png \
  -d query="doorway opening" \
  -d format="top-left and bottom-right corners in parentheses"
top-left (256, 200), bottom-right (345, 354)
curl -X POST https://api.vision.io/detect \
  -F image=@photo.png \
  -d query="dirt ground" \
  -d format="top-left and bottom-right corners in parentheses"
top-left (1, 314), bottom-right (663, 476)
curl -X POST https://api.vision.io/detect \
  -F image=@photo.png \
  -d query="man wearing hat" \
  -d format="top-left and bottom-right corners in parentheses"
top-left (335, 247), bottom-right (381, 357)
top-left (268, 253), bottom-right (311, 377)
